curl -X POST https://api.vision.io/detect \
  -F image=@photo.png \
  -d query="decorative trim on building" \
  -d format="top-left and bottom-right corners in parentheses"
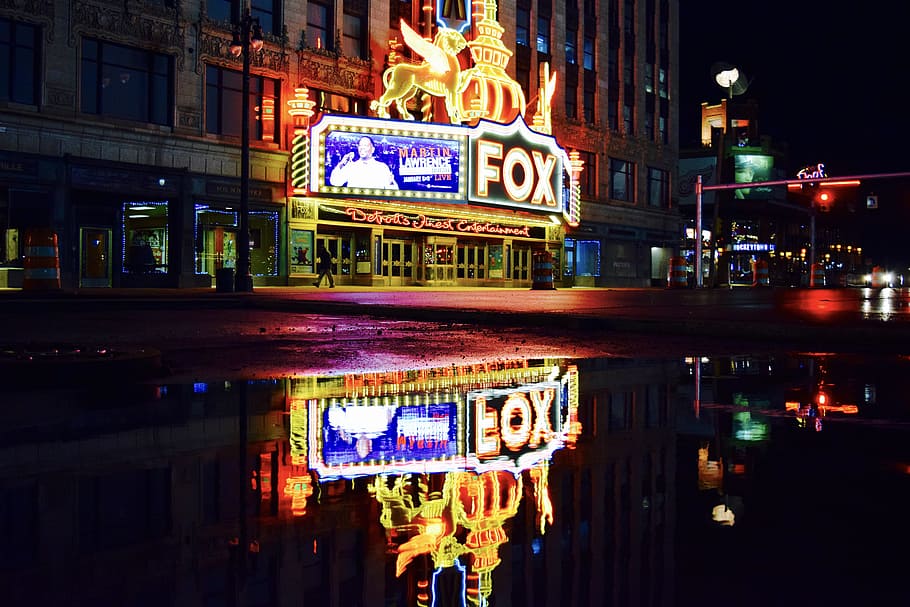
top-left (198, 28), bottom-right (290, 79)
top-left (70, 0), bottom-right (186, 69)
top-left (297, 50), bottom-right (374, 96)
top-left (0, 0), bottom-right (55, 41)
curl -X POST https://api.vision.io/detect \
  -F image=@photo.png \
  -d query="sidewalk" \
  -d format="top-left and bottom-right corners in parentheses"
top-left (2, 284), bottom-right (909, 349)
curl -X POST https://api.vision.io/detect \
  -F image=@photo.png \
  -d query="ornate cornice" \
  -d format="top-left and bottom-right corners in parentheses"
top-left (196, 17), bottom-right (290, 78)
top-left (297, 50), bottom-right (374, 96)
top-left (0, 0), bottom-right (55, 41)
top-left (197, 29), bottom-right (289, 79)
top-left (70, 0), bottom-right (185, 68)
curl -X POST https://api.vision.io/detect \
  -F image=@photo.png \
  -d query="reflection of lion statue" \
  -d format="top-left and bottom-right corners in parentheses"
top-left (371, 20), bottom-right (468, 123)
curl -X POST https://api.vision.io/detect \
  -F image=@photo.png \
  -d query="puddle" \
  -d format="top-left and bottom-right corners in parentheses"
top-left (1, 352), bottom-right (908, 605)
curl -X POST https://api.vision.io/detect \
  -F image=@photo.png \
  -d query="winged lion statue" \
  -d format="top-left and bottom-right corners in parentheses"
top-left (370, 20), bottom-right (468, 123)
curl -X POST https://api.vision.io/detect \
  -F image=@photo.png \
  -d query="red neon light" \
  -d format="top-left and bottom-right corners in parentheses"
top-left (344, 207), bottom-right (533, 237)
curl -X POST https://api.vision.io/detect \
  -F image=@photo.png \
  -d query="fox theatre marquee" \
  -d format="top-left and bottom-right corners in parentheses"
top-left (285, 0), bottom-right (583, 288)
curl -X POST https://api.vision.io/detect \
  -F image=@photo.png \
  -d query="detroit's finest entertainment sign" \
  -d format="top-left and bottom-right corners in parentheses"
top-left (307, 115), bottom-right (568, 215)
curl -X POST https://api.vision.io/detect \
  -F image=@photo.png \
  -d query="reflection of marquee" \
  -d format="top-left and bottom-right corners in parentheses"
top-left (279, 358), bottom-right (583, 605)
top-left (290, 358), bottom-right (579, 481)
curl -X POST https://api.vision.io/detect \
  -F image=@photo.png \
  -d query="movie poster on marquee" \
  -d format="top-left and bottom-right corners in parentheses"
top-left (323, 130), bottom-right (462, 195)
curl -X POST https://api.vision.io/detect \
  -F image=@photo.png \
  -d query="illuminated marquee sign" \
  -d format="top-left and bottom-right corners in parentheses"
top-left (466, 380), bottom-right (564, 472)
top-left (310, 115), bottom-right (467, 201)
top-left (306, 114), bottom-right (569, 217)
top-left (468, 117), bottom-right (567, 214)
top-left (335, 206), bottom-right (543, 238)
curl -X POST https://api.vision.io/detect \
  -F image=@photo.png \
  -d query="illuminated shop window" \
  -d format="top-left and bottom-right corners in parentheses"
top-left (1, 18), bottom-right (40, 105)
top-left (194, 205), bottom-right (279, 277)
top-left (205, 65), bottom-right (280, 144)
top-left (568, 238), bottom-right (600, 277)
top-left (81, 38), bottom-right (173, 126)
top-left (123, 201), bottom-right (169, 274)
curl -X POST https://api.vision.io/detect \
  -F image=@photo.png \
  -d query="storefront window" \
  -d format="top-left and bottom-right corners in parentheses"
top-left (488, 245), bottom-right (503, 278)
top-left (574, 239), bottom-right (601, 276)
top-left (194, 205), bottom-right (279, 276)
top-left (122, 201), bottom-right (168, 273)
top-left (355, 234), bottom-right (370, 274)
top-left (290, 228), bottom-right (314, 274)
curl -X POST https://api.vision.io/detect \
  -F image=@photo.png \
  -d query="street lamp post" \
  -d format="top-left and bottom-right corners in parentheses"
top-left (230, 5), bottom-right (263, 292)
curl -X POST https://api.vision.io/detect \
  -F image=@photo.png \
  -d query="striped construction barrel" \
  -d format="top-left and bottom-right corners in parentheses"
top-left (667, 256), bottom-right (688, 288)
top-left (810, 263), bottom-right (826, 287)
top-left (23, 229), bottom-right (61, 290)
top-left (531, 251), bottom-right (555, 290)
top-left (871, 266), bottom-right (887, 288)
top-left (752, 259), bottom-right (769, 287)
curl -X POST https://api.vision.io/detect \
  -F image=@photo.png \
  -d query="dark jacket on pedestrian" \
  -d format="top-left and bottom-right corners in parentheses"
top-left (316, 246), bottom-right (332, 271)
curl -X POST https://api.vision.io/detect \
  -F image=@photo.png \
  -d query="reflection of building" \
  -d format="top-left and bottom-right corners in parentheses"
top-left (0, 0), bottom-right (679, 289)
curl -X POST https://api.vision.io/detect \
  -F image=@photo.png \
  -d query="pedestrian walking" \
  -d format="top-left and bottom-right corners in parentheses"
top-left (313, 244), bottom-right (335, 288)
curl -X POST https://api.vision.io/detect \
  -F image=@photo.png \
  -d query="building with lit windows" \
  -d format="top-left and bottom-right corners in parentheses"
top-left (678, 98), bottom-right (872, 287)
top-left (0, 0), bottom-right (679, 289)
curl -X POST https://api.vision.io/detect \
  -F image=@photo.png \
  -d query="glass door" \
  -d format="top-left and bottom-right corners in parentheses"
top-left (382, 239), bottom-right (414, 285)
top-left (317, 236), bottom-right (349, 282)
top-left (457, 242), bottom-right (486, 281)
top-left (80, 227), bottom-right (111, 287)
top-left (512, 246), bottom-right (531, 281)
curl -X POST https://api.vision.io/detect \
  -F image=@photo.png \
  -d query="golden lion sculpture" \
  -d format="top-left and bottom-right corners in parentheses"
top-left (370, 20), bottom-right (468, 123)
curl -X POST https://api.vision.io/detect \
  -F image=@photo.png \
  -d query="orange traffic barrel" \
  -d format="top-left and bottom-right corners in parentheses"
top-left (752, 259), bottom-right (769, 287)
top-left (23, 228), bottom-right (61, 290)
top-left (531, 251), bottom-right (555, 290)
top-left (871, 266), bottom-right (887, 288)
top-left (667, 256), bottom-right (688, 288)
top-left (810, 263), bottom-right (826, 287)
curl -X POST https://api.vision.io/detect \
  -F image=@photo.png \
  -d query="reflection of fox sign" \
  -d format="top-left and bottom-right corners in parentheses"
top-left (370, 20), bottom-right (468, 123)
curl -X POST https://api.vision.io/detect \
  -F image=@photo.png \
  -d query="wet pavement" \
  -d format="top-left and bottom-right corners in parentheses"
top-left (0, 351), bottom-right (908, 606)
top-left (1, 286), bottom-right (909, 606)
top-left (4, 284), bottom-right (910, 349)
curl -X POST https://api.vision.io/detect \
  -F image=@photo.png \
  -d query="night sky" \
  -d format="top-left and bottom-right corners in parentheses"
top-left (679, 3), bottom-right (910, 176)
top-left (678, 4), bottom-right (910, 268)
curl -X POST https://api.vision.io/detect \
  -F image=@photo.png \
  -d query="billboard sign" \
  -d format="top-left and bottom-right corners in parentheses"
top-left (310, 115), bottom-right (467, 201)
top-left (733, 154), bottom-right (775, 200)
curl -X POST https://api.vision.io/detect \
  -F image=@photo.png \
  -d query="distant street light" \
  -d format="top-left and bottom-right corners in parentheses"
top-left (230, 4), bottom-right (263, 292)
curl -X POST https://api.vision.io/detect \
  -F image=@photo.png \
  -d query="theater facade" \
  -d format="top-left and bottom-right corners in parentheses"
top-left (284, 5), bottom-right (581, 288)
